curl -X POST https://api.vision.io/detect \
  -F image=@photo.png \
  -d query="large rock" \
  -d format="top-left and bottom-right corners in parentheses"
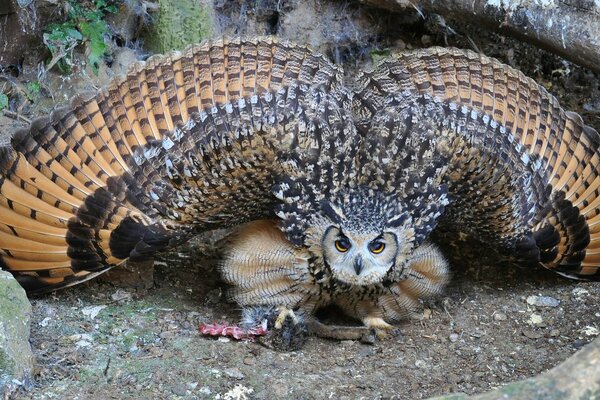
top-left (0, 270), bottom-right (34, 396)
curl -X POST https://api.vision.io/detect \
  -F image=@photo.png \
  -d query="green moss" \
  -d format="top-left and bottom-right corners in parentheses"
top-left (0, 349), bottom-right (16, 376)
top-left (0, 272), bottom-right (33, 386)
top-left (143, 0), bottom-right (214, 53)
top-left (370, 48), bottom-right (392, 64)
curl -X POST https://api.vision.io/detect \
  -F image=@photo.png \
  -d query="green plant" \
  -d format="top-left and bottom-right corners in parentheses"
top-left (43, 0), bottom-right (118, 74)
top-left (26, 81), bottom-right (41, 102)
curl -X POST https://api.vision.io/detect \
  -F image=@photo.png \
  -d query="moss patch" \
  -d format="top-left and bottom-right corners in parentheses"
top-left (143, 0), bottom-right (214, 53)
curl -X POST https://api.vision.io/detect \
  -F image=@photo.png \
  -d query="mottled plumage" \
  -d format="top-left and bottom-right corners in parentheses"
top-left (0, 38), bottom-right (599, 341)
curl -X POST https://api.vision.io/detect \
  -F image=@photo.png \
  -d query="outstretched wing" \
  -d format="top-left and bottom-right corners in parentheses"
top-left (353, 47), bottom-right (600, 279)
top-left (0, 37), bottom-right (346, 293)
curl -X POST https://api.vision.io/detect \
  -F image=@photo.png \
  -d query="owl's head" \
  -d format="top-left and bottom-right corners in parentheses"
top-left (302, 190), bottom-right (421, 286)
top-left (320, 224), bottom-right (406, 286)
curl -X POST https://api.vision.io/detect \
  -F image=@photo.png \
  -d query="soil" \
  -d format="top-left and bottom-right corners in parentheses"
top-left (15, 238), bottom-right (600, 400)
top-left (1, 1), bottom-right (600, 399)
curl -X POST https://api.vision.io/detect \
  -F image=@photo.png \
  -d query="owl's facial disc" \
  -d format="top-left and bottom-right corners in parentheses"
top-left (321, 226), bottom-right (398, 286)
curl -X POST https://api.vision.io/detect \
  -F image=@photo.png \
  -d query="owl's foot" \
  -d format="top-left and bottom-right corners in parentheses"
top-left (269, 307), bottom-right (308, 351)
top-left (363, 316), bottom-right (402, 340)
top-left (241, 306), bottom-right (308, 351)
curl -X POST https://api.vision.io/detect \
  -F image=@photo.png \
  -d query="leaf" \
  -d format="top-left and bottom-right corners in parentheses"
top-left (0, 94), bottom-right (8, 111)
top-left (26, 81), bottom-right (40, 102)
top-left (64, 27), bottom-right (83, 41)
top-left (79, 19), bottom-right (108, 74)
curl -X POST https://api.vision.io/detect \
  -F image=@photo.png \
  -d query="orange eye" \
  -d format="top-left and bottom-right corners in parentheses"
top-left (335, 239), bottom-right (350, 252)
top-left (369, 241), bottom-right (385, 254)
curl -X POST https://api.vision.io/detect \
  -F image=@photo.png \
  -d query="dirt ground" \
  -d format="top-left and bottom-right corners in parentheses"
top-left (1, 1), bottom-right (600, 399)
top-left (17, 237), bottom-right (600, 399)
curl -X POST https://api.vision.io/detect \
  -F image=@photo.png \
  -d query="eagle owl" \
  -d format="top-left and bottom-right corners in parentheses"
top-left (1, 38), bottom-right (599, 344)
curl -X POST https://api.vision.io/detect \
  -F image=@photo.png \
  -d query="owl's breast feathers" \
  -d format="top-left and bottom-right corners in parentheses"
top-left (0, 40), bottom-right (599, 293)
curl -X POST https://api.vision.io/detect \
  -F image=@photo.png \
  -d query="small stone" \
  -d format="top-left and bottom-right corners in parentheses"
top-left (394, 38), bottom-right (406, 50)
top-left (249, 347), bottom-right (261, 356)
top-left (111, 289), bottom-right (133, 302)
top-left (526, 295), bottom-right (560, 308)
top-left (81, 305), bottom-right (107, 320)
top-left (523, 330), bottom-right (543, 339)
top-left (470, 330), bottom-right (484, 338)
top-left (572, 288), bottom-right (590, 301)
top-left (528, 313), bottom-right (543, 325)
top-left (171, 383), bottom-right (188, 396)
top-left (550, 329), bottom-right (560, 337)
top-left (159, 330), bottom-right (178, 339)
top-left (449, 333), bottom-right (459, 342)
top-left (582, 326), bottom-right (599, 337)
top-left (358, 346), bottom-right (375, 357)
top-left (493, 312), bottom-right (507, 321)
top-left (422, 308), bottom-right (432, 319)
top-left (243, 357), bottom-right (255, 366)
top-left (415, 359), bottom-right (429, 369)
top-left (273, 384), bottom-right (289, 397)
top-left (224, 368), bottom-right (245, 380)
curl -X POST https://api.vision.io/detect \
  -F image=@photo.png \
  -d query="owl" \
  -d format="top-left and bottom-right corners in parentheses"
top-left (0, 38), bottom-right (599, 348)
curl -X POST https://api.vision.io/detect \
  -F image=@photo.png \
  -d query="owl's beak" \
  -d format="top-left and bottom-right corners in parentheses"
top-left (354, 256), bottom-right (364, 275)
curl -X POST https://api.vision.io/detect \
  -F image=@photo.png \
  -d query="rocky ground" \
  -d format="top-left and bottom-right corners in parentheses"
top-left (17, 239), bottom-right (600, 399)
top-left (1, 1), bottom-right (600, 399)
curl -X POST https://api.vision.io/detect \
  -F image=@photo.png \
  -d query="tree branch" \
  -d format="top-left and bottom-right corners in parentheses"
top-left (359, 0), bottom-right (600, 72)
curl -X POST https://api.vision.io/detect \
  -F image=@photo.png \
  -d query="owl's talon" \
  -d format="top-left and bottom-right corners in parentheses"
top-left (266, 307), bottom-right (308, 351)
top-left (274, 306), bottom-right (300, 329)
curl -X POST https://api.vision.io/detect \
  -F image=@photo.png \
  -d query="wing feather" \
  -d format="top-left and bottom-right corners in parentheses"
top-left (356, 47), bottom-right (600, 279)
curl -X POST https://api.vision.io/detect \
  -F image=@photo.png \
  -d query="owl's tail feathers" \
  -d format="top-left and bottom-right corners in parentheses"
top-left (0, 137), bottom-right (179, 294)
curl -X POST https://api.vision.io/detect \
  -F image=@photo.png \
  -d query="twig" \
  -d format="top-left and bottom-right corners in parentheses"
top-left (1, 109), bottom-right (32, 124)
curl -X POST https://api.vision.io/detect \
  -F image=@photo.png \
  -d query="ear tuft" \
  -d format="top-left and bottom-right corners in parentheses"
top-left (320, 200), bottom-right (345, 222)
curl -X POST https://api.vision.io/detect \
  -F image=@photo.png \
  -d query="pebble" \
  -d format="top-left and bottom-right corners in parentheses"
top-left (358, 346), bottom-right (375, 357)
top-left (449, 333), bottom-right (459, 342)
top-left (522, 330), bottom-right (543, 339)
top-left (273, 384), bottom-right (289, 397)
top-left (526, 295), bottom-right (560, 308)
top-left (528, 313), bottom-right (543, 325)
top-left (582, 326), bottom-right (599, 337)
top-left (171, 384), bottom-right (188, 396)
top-left (224, 368), bottom-right (245, 380)
top-left (394, 39), bottom-right (406, 50)
top-left (243, 357), bottom-right (255, 366)
top-left (493, 312), bottom-right (507, 321)
top-left (572, 288), bottom-right (590, 301)
top-left (414, 359), bottom-right (428, 369)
